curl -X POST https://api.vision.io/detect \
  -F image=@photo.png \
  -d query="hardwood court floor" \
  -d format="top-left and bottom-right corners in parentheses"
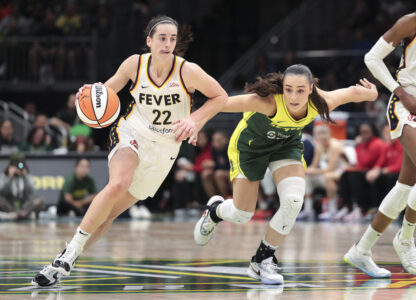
top-left (0, 218), bottom-right (414, 299)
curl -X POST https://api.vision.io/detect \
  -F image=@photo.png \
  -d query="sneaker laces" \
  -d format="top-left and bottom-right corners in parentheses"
top-left (40, 265), bottom-right (58, 277)
top-left (55, 243), bottom-right (81, 265)
top-left (261, 256), bottom-right (281, 273)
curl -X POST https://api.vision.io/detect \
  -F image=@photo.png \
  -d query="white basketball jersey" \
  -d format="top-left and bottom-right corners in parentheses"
top-left (397, 34), bottom-right (416, 88)
top-left (127, 53), bottom-right (192, 143)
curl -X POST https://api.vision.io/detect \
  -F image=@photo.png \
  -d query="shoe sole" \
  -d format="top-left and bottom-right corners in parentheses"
top-left (193, 197), bottom-right (224, 246)
top-left (393, 237), bottom-right (416, 275)
top-left (247, 264), bottom-right (284, 285)
top-left (343, 253), bottom-right (390, 278)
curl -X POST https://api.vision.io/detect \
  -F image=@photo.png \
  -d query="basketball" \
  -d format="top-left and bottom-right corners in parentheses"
top-left (76, 84), bottom-right (120, 128)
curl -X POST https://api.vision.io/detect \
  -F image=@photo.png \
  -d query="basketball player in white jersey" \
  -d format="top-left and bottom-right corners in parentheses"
top-left (32, 16), bottom-right (227, 287)
top-left (344, 12), bottom-right (416, 277)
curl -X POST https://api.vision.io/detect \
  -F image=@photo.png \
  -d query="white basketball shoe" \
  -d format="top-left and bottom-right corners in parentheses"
top-left (247, 256), bottom-right (284, 285)
top-left (393, 230), bottom-right (416, 275)
top-left (193, 195), bottom-right (224, 246)
top-left (344, 244), bottom-right (391, 278)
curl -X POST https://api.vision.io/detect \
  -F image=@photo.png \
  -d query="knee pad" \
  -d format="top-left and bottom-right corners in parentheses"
top-left (269, 177), bottom-right (305, 235)
top-left (218, 199), bottom-right (254, 224)
top-left (407, 185), bottom-right (416, 211)
top-left (379, 181), bottom-right (412, 219)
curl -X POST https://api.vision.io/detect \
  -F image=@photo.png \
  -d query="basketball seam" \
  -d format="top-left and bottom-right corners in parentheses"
top-left (99, 86), bottom-right (109, 123)
top-left (90, 84), bottom-right (103, 128)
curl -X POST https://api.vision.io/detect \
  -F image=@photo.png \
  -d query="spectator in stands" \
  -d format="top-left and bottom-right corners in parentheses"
top-left (50, 93), bottom-right (77, 131)
top-left (171, 142), bottom-right (197, 216)
top-left (0, 3), bottom-right (32, 35)
top-left (0, 120), bottom-right (19, 154)
top-left (20, 127), bottom-right (53, 152)
top-left (29, 10), bottom-right (62, 81)
top-left (365, 124), bottom-right (403, 217)
top-left (57, 158), bottom-right (97, 217)
top-left (339, 122), bottom-right (386, 221)
top-left (69, 135), bottom-right (94, 153)
top-left (211, 131), bottom-right (231, 198)
top-left (195, 130), bottom-right (215, 201)
top-left (0, 152), bottom-right (45, 220)
top-left (299, 125), bottom-right (349, 221)
top-left (33, 114), bottom-right (59, 148)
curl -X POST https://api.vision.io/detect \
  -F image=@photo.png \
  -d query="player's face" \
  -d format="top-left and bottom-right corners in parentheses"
top-left (147, 24), bottom-right (177, 60)
top-left (283, 74), bottom-right (313, 117)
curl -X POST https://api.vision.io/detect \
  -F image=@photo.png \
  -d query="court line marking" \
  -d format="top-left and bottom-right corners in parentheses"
top-left (168, 260), bottom-right (247, 266)
top-left (74, 268), bottom-right (179, 279)
top-left (75, 264), bottom-right (255, 281)
top-left (61, 277), bottom-right (130, 283)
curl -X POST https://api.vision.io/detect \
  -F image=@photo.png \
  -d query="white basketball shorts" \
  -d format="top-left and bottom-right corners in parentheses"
top-left (387, 85), bottom-right (416, 139)
top-left (108, 118), bottom-right (180, 200)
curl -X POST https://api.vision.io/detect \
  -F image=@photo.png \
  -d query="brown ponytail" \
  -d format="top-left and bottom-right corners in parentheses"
top-left (245, 64), bottom-right (334, 123)
top-left (143, 15), bottom-right (194, 57)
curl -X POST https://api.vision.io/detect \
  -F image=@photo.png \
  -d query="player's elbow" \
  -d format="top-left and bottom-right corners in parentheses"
top-left (364, 52), bottom-right (378, 71)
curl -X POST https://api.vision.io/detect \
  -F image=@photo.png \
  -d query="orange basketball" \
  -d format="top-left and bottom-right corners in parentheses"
top-left (75, 84), bottom-right (120, 128)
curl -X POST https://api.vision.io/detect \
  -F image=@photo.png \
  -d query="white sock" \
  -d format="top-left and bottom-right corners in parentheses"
top-left (262, 239), bottom-right (277, 250)
top-left (328, 198), bottom-right (337, 214)
top-left (356, 225), bottom-right (381, 253)
top-left (67, 226), bottom-right (91, 252)
top-left (400, 217), bottom-right (416, 241)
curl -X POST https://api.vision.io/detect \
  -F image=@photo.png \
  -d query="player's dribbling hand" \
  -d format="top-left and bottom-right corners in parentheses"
top-left (173, 116), bottom-right (196, 144)
top-left (356, 78), bottom-right (378, 101)
top-left (75, 82), bottom-right (103, 104)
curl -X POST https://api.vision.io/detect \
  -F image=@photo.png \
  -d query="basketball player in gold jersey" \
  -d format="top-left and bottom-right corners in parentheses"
top-left (345, 12), bottom-right (416, 278)
top-left (32, 16), bottom-right (227, 287)
top-left (194, 64), bottom-right (378, 284)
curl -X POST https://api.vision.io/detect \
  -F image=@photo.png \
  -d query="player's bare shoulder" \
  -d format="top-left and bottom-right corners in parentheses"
top-left (121, 54), bottom-right (141, 81)
top-left (180, 61), bottom-right (203, 93)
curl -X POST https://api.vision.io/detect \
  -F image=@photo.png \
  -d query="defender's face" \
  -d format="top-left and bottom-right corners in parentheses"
top-left (283, 74), bottom-right (313, 117)
top-left (146, 24), bottom-right (177, 60)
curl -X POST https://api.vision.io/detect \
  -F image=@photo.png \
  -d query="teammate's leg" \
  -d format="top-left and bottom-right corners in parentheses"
top-left (345, 127), bottom-right (416, 277)
top-left (393, 125), bottom-right (416, 274)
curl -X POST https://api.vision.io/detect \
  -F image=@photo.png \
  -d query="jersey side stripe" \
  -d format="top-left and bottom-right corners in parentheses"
top-left (129, 55), bottom-right (142, 93)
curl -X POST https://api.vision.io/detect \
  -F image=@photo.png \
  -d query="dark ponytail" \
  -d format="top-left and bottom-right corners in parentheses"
top-left (143, 15), bottom-right (194, 57)
top-left (245, 64), bottom-right (334, 123)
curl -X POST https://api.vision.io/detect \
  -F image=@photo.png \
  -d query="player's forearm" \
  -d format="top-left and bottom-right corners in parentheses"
top-left (190, 94), bottom-right (227, 127)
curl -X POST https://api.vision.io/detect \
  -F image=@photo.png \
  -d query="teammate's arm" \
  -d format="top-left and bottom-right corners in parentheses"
top-left (174, 62), bottom-right (228, 145)
top-left (221, 93), bottom-right (276, 116)
top-left (318, 78), bottom-right (378, 111)
top-left (366, 13), bottom-right (416, 112)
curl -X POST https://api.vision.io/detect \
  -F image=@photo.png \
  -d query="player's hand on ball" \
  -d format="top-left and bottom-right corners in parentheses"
top-left (75, 82), bottom-right (103, 104)
top-left (173, 116), bottom-right (196, 144)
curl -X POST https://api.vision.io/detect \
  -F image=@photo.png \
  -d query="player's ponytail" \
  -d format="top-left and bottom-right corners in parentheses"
top-left (246, 64), bottom-right (333, 123)
top-left (144, 15), bottom-right (193, 57)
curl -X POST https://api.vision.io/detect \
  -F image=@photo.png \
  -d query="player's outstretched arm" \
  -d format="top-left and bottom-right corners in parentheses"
top-left (173, 62), bottom-right (227, 145)
top-left (365, 13), bottom-right (416, 113)
top-left (221, 93), bottom-right (276, 116)
top-left (317, 78), bottom-right (378, 112)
